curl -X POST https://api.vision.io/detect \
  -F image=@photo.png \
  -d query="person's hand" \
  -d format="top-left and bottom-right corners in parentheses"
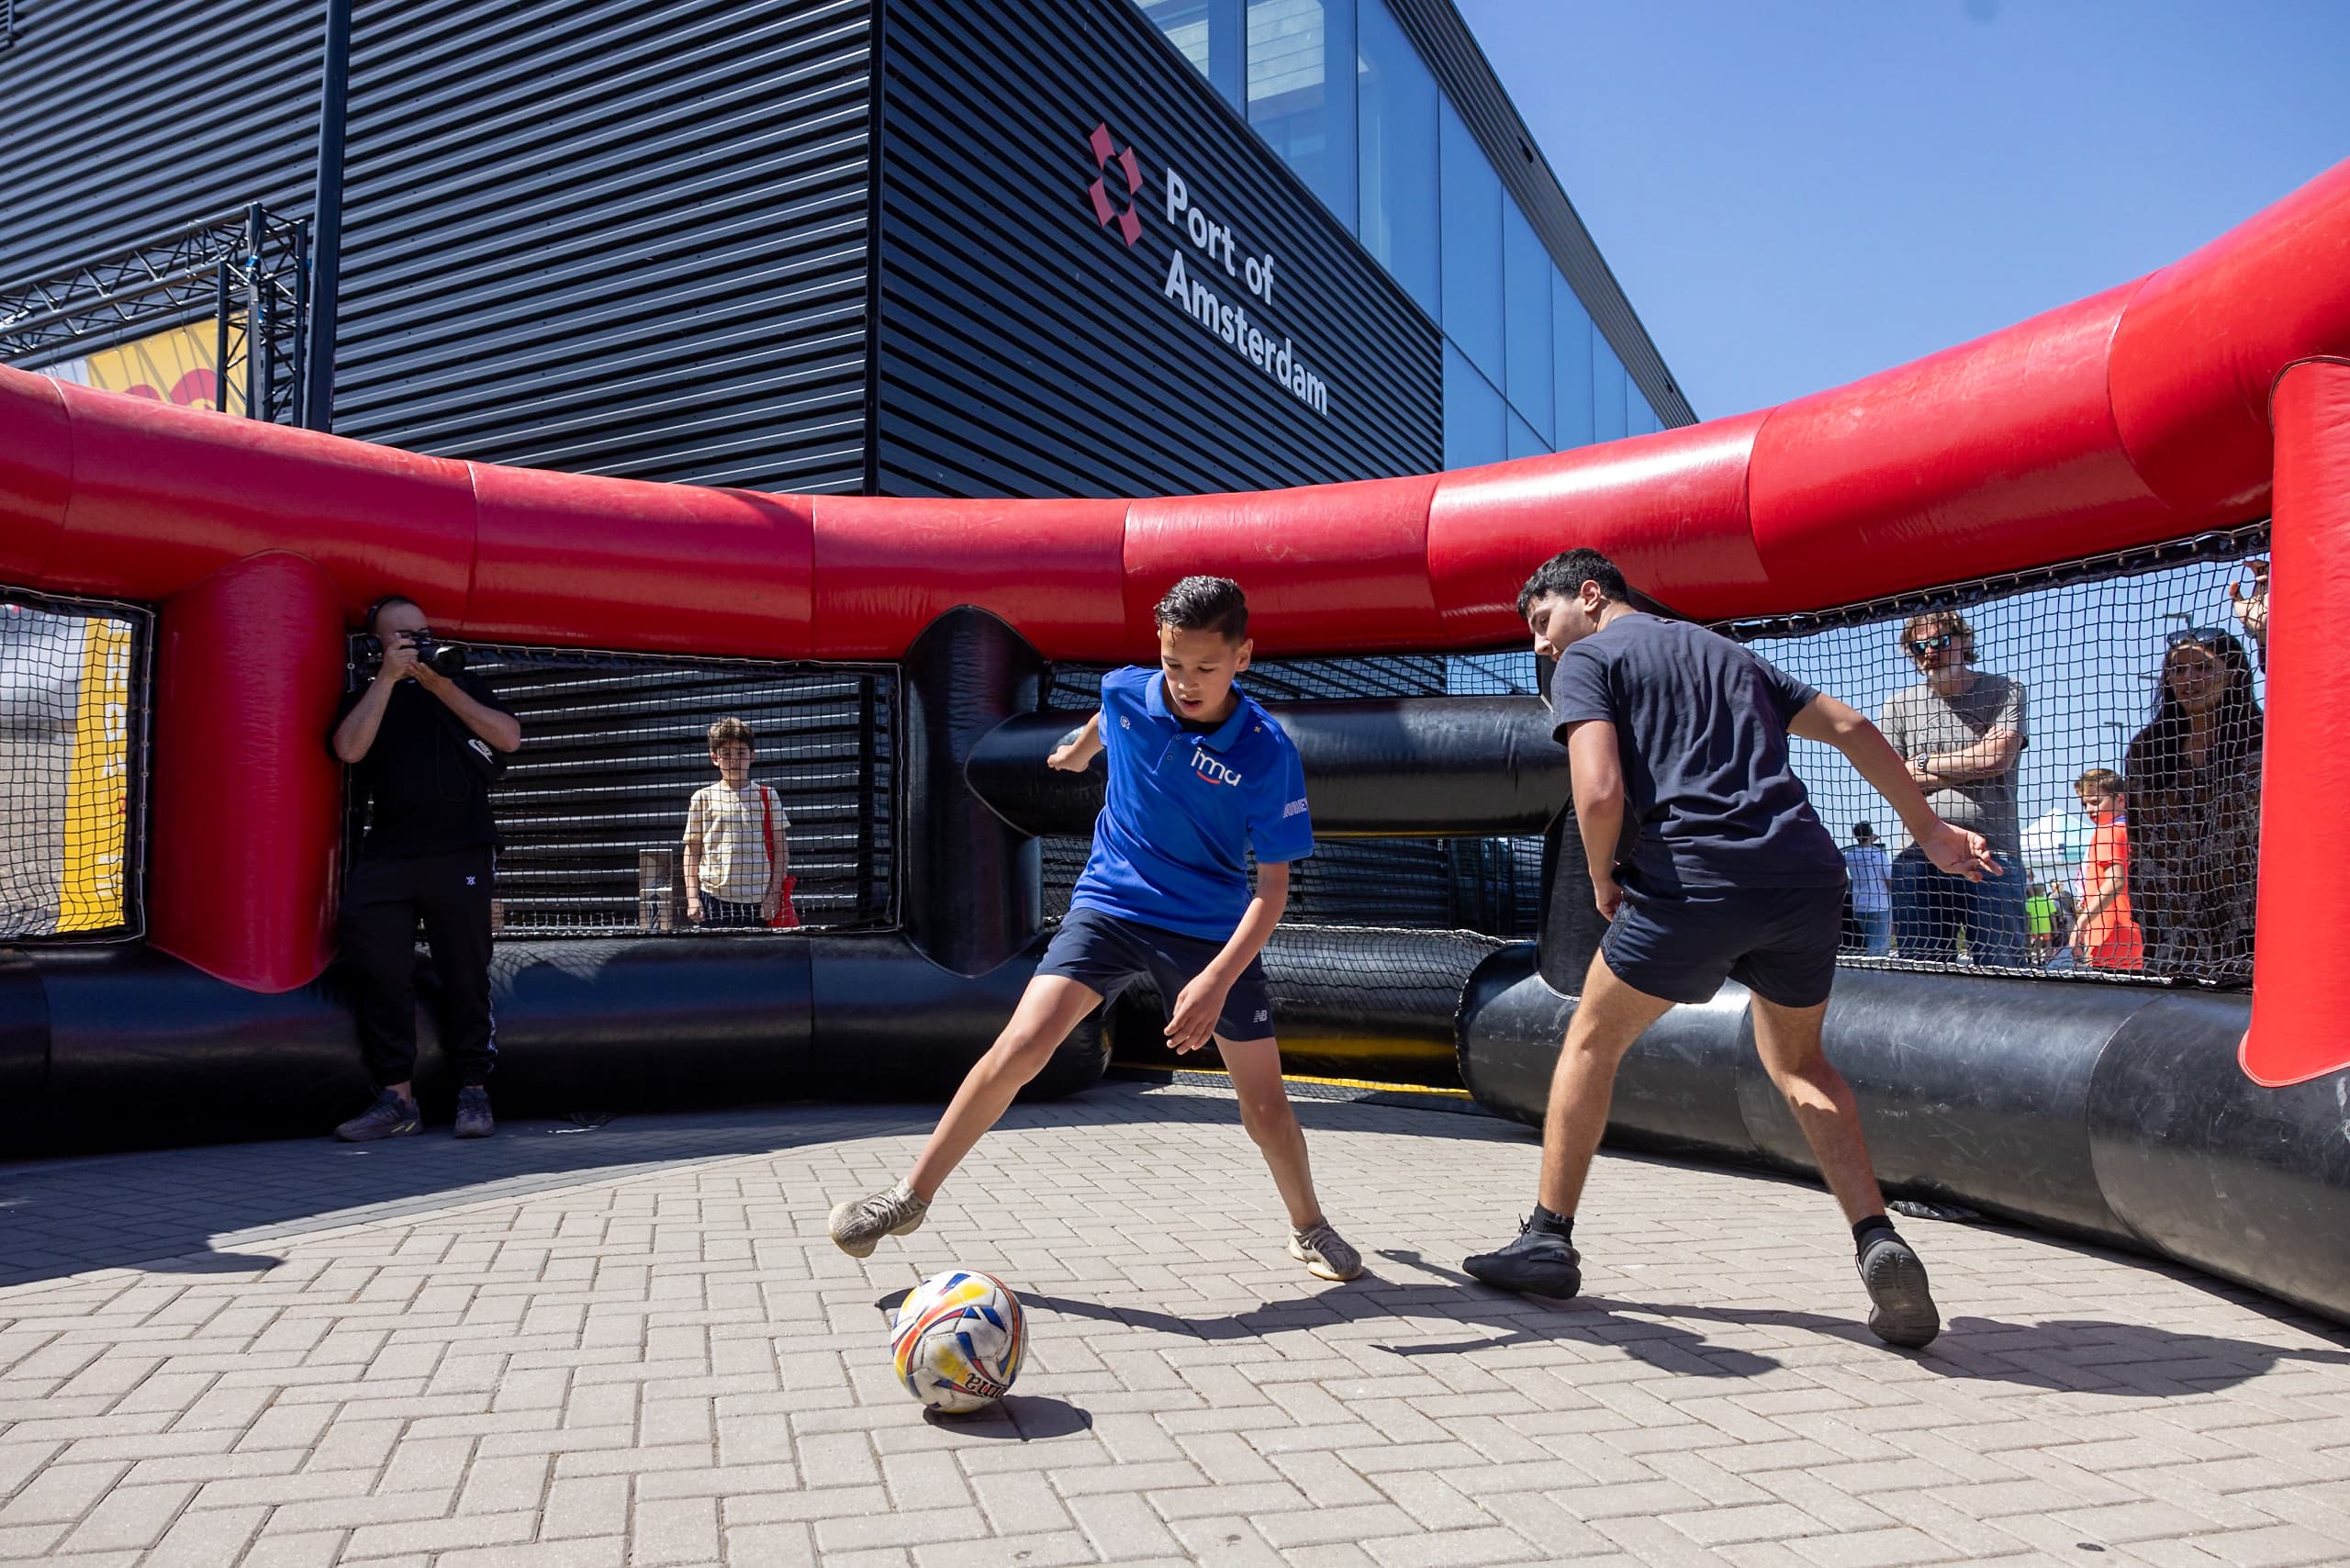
top-left (1164, 971), bottom-right (1233, 1055)
top-left (1917, 819), bottom-right (1998, 881)
top-left (685, 892), bottom-right (702, 924)
top-left (1906, 756), bottom-right (1941, 789)
top-left (2230, 558), bottom-right (2269, 644)
top-left (760, 892), bottom-right (780, 923)
top-left (2068, 929), bottom-right (2090, 960)
top-left (377, 632), bottom-right (420, 683)
top-left (1592, 874), bottom-right (1624, 921)
top-left (1046, 731), bottom-right (1094, 771)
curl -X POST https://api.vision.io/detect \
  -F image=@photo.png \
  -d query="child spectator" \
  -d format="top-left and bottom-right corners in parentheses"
top-left (1841, 823), bottom-right (1893, 956)
top-left (683, 718), bottom-right (790, 928)
top-left (2070, 767), bottom-right (2143, 971)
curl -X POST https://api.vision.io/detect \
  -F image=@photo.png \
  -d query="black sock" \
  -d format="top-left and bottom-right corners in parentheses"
top-left (1528, 1205), bottom-right (1574, 1242)
top-left (1852, 1214), bottom-right (1897, 1253)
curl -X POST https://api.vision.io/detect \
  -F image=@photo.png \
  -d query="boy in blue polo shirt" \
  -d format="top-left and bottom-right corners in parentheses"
top-left (827, 577), bottom-right (1363, 1281)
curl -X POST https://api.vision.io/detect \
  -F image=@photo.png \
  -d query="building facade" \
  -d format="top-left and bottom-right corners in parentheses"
top-left (0, 0), bottom-right (1687, 500)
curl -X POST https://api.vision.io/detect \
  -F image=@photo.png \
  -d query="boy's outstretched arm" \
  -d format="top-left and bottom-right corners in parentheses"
top-left (1166, 859), bottom-right (1290, 1054)
top-left (1048, 711), bottom-right (1102, 771)
top-left (1789, 696), bottom-right (2001, 879)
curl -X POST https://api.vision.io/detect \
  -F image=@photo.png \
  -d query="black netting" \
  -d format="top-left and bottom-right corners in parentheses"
top-left (1040, 654), bottom-right (1543, 938)
top-left (1729, 528), bottom-right (2268, 988)
top-left (344, 643), bottom-right (894, 935)
top-left (1, 590), bottom-right (146, 942)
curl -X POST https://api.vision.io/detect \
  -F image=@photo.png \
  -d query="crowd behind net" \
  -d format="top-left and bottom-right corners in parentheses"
top-left (1731, 525), bottom-right (2267, 989)
top-left (0, 593), bottom-right (142, 941)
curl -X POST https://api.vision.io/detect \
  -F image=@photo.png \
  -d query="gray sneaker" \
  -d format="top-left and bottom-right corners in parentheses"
top-left (827, 1180), bottom-right (929, 1258)
top-left (453, 1085), bottom-right (495, 1139)
top-left (1858, 1233), bottom-right (1941, 1348)
top-left (335, 1089), bottom-right (420, 1143)
top-left (1290, 1219), bottom-right (1364, 1282)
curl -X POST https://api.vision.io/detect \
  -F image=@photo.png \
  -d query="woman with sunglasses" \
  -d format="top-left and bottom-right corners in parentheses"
top-left (2123, 627), bottom-right (2264, 985)
top-left (1879, 610), bottom-right (2030, 967)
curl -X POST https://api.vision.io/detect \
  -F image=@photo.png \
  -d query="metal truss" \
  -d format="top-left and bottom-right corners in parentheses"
top-left (0, 205), bottom-right (310, 423)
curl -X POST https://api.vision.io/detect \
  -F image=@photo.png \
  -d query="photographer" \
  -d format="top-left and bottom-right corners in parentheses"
top-left (329, 596), bottom-right (521, 1141)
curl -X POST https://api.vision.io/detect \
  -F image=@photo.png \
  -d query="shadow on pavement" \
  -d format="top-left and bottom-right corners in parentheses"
top-left (1029, 1244), bottom-right (2350, 1397)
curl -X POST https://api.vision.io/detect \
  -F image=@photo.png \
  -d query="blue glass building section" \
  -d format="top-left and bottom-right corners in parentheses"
top-left (1138, 0), bottom-right (1680, 465)
top-left (1354, 0), bottom-right (1439, 317)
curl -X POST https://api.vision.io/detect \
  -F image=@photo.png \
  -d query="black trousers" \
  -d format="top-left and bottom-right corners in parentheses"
top-left (341, 846), bottom-right (497, 1088)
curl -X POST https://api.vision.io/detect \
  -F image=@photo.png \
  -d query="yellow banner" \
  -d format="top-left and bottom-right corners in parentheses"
top-left (50, 319), bottom-right (244, 417)
top-left (56, 618), bottom-right (133, 932)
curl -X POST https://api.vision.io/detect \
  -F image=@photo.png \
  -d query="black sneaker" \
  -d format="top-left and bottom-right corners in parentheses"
top-left (453, 1085), bottom-right (495, 1139)
top-left (1858, 1233), bottom-right (1940, 1348)
top-left (1462, 1220), bottom-right (1582, 1300)
top-left (335, 1089), bottom-right (420, 1143)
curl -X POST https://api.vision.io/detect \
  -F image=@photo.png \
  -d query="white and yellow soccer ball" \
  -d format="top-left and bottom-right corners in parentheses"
top-left (890, 1269), bottom-right (1026, 1415)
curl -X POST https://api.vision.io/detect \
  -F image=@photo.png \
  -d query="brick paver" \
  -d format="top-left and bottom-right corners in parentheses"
top-left (3, 1078), bottom-right (2347, 1566)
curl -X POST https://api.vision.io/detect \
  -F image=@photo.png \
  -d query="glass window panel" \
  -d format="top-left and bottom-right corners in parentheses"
top-left (1444, 342), bottom-right (1505, 470)
top-left (1552, 271), bottom-right (1594, 449)
top-left (1142, 0), bottom-right (1245, 108)
top-left (1506, 408), bottom-right (1545, 461)
top-left (1503, 197), bottom-right (1551, 439)
top-left (1593, 325), bottom-right (1628, 443)
top-left (1439, 97), bottom-right (1504, 383)
top-left (1247, 0), bottom-right (1356, 230)
top-left (1355, 0), bottom-right (1438, 314)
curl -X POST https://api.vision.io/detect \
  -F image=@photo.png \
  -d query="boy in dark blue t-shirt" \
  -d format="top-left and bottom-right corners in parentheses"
top-left (1464, 550), bottom-right (2002, 1348)
top-left (827, 577), bottom-right (1363, 1281)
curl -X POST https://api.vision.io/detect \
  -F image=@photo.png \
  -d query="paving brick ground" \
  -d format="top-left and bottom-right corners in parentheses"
top-left (3, 1078), bottom-right (2347, 1567)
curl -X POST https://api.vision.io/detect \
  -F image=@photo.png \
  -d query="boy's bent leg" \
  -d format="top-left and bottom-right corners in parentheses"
top-left (1464, 952), bottom-right (1673, 1296)
top-left (1220, 1035), bottom-right (1363, 1281)
top-left (828, 975), bottom-right (1103, 1259)
top-left (1749, 994), bottom-right (1939, 1348)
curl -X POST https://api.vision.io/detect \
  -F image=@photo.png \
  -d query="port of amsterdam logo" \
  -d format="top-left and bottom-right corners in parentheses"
top-left (1085, 121), bottom-right (1145, 248)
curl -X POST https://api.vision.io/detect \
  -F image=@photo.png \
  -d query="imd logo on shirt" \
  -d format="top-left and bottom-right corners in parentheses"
top-left (1191, 747), bottom-right (1242, 788)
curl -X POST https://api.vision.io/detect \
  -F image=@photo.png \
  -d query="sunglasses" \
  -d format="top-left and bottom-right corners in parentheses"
top-left (2165, 626), bottom-right (2232, 650)
top-left (1907, 633), bottom-right (1958, 656)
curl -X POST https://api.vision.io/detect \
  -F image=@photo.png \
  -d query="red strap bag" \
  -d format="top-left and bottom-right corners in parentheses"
top-left (760, 786), bottom-right (800, 928)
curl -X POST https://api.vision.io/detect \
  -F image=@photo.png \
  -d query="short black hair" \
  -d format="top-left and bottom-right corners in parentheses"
top-left (364, 594), bottom-right (422, 633)
top-left (1154, 576), bottom-right (1248, 642)
top-left (1516, 549), bottom-right (1630, 620)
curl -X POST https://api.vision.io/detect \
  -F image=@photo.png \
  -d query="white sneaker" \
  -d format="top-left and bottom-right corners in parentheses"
top-left (1289, 1219), bottom-right (1364, 1282)
top-left (827, 1180), bottom-right (929, 1258)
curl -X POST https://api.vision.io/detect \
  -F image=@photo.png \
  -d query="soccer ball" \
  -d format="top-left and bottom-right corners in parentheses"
top-left (890, 1269), bottom-right (1025, 1415)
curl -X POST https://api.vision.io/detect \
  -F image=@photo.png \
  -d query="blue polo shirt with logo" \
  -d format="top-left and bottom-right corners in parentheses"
top-left (1068, 665), bottom-right (1315, 942)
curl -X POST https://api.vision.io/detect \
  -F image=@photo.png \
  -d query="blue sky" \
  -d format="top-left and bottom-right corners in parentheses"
top-left (1455, 0), bottom-right (2350, 421)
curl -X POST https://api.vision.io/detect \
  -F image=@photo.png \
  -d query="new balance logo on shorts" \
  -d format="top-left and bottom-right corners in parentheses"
top-left (1281, 797), bottom-right (1308, 818)
top-left (1253, 1009), bottom-right (1270, 1024)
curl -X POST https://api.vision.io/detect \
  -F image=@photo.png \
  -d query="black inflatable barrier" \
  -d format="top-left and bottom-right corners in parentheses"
top-left (968, 697), bottom-right (1566, 840)
top-left (1105, 924), bottom-right (1505, 1086)
top-left (1457, 944), bottom-right (2350, 1326)
top-left (0, 933), bottom-right (1107, 1155)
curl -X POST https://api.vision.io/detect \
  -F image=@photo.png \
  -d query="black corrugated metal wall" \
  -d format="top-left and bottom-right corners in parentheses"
top-left (0, 0), bottom-right (322, 286)
top-left (872, 0), bottom-right (1442, 498)
top-left (330, 0), bottom-right (874, 491)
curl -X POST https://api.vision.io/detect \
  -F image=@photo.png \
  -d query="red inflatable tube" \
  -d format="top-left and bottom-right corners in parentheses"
top-left (146, 552), bottom-right (346, 991)
top-left (0, 371), bottom-right (70, 586)
top-left (811, 495), bottom-right (1131, 664)
top-left (39, 378), bottom-right (476, 614)
top-left (2244, 357), bottom-right (2350, 1087)
top-left (1125, 474), bottom-right (1446, 651)
top-left (469, 465), bottom-right (816, 658)
top-left (1427, 412), bottom-right (1774, 632)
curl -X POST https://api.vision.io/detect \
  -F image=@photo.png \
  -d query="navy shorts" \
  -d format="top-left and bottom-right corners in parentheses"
top-left (1600, 883), bottom-right (1846, 1008)
top-left (1036, 906), bottom-right (1278, 1041)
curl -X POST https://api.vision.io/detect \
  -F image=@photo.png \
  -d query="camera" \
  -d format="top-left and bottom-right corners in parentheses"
top-left (362, 630), bottom-right (467, 678)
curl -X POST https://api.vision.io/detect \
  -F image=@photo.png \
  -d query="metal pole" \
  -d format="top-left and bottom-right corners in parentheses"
top-left (245, 204), bottom-right (267, 420)
top-left (301, 0), bottom-right (352, 431)
top-left (213, 262), bottom-right (231, 416)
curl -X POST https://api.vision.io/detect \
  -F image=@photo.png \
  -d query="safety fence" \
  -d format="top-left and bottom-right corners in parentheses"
top-left (344, 643), bottom-right (897, 935)
top-left (1729, 525), bottom-right (2267, 988)
top-left (0, 588), bottom-right (145, 941)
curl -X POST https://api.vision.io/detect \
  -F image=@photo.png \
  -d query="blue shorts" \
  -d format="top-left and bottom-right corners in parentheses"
top-left (1036, 906), bottom-right (1278, 1041)
top-left (1600, 883), bottom-right (1845, 1008)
